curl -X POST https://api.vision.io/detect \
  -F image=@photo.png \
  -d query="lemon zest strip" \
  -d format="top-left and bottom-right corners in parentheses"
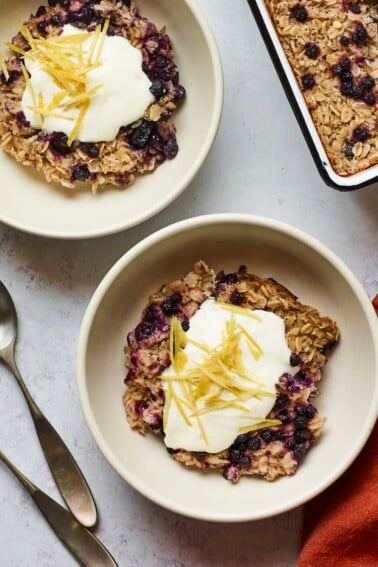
top-left (5, 42), bottom-right (26, 56)
top-left (238, 419), bottom-right (282, 434)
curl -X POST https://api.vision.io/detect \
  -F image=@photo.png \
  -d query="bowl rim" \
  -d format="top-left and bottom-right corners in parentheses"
top-left (77, 213), bottom-right (378, 521)
top-left (0, 0), bottom-right (224, 240)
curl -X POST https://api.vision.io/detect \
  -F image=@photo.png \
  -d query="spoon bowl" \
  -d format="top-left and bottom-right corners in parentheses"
top-left (0, 282), bottom-right (17, 354)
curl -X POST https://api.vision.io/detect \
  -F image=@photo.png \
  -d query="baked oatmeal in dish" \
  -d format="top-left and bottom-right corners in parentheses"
top-left (263, 0), bottom-right (378, 177)
top-left (0, 0), bottom-right (185, 192)
top-left (123, 261), bottom-right (339, 483)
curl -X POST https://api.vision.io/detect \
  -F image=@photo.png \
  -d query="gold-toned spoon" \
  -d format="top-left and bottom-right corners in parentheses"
top-left (0, 281), bottom-right (97, 528)
top-left (0, 450), bottom-right (117, 566)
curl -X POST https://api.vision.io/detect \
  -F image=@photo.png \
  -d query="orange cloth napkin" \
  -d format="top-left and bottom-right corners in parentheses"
top-left (298, 295), bottom-right (378, 567)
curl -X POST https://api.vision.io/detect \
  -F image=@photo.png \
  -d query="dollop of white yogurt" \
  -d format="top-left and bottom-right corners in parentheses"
top-left (21, 24), bottom-right (154, 142)
top-left (162, 299), bottom-right (293, 453)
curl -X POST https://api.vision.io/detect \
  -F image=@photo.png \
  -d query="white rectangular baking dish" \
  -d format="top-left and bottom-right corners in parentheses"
top-left (247, 0), bottom-right (378, 191)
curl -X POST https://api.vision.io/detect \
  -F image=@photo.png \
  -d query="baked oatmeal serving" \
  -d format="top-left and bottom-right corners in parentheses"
top-left (0, 0), bottom-right (185, 191)
top-left (263, 0), bottom-right (378, 177)
top-left (123, 261), bottom-right (339, 483)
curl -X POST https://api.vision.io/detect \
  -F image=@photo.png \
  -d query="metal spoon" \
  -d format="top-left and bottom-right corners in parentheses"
top-left (0, 450), bottom-right (117, 566)
top-left (0, 281), bottom-right (97, 528)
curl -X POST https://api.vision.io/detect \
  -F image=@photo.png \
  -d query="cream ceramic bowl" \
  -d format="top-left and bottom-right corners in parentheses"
top-left (0, 0), bottom-right (223, 238)
top-left (77, 214), bottom-right (378, 521)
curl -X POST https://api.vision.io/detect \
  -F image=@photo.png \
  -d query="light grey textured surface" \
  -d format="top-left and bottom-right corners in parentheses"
top-left (0, 0), bottom-right (377, 565)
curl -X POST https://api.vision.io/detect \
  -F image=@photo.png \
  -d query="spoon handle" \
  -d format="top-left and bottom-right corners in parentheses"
top-left (6, 358), bottom-right (97, 528)
top-left (0, 451), bottom-right (118, 567)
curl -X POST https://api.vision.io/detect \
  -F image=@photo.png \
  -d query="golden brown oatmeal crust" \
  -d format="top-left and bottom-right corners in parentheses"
top-left (123, 261), bottom-right (339, 483)
top-left (264, 0), bottom-right (378, 176)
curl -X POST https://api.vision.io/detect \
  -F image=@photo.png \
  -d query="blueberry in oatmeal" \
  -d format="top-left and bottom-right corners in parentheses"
top-left (123, 261), bottom-right (339, 483)
top-left (304, 43), bottom-right (320, 59)
top-left (301, 72), bottom-right (316, 90)
top-left (290, 4), bottom-right (308, 23)
top-left (352, 125), bottom-right (369, 142)
top-left (0, 0), bottom-right (185, 192)
top-left (351, 23), bottom-right (368, 46)
top-left (344, 140), bottom-right (355, 159)
top-left (340, 35), bottom-right (350, 47)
